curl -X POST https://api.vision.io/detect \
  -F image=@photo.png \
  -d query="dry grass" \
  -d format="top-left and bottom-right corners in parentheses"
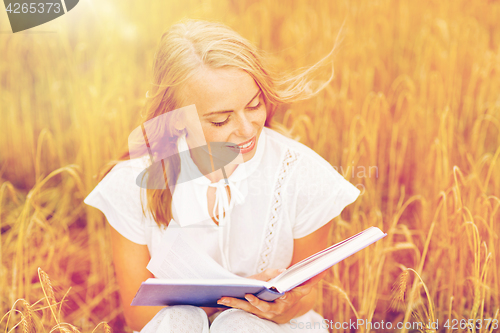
top-left (1, 0), bottom-right (499, 332)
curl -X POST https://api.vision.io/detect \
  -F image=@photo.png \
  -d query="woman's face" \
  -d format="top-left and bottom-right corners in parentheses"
top-left (179, 67), bottom-right (267, 165)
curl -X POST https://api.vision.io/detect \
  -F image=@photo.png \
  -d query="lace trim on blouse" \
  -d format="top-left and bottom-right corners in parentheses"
top-left (257, 148), bottom-right (301, 272)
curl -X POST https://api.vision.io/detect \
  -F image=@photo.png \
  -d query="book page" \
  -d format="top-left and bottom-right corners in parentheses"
top-left (274, 228), bottom-right (365, 278)
top-left (270, 227), bottom-right (386, 292)
top-left (147, 222), bottom-right (242, 280)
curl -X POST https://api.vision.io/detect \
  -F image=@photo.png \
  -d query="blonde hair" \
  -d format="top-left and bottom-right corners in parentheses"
top-left (100, 19), bottom-right (341, 228)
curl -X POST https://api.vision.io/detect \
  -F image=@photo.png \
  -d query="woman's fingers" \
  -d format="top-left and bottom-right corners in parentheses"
top-left (217, 295), bottom-right (288, 318)
top-left (217, 296), bottom-right (271, 319)
top-left (216, 272), bottom-right (325, 320)
top-left (245, 294), bottom-right (272, 312)
top-left (215, 271), bottom-right (327, 324)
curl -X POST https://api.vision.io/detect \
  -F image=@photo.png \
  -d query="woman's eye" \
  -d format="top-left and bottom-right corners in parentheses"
top-left (210, 97), bottom-right (262, 127)
top-left (247, 101), bottom-right (262, 110)
top-left (211, 118), bottom-right (230, 127)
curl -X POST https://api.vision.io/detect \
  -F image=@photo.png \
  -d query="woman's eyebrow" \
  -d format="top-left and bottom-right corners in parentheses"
top-left (203, 90), bottom-right (261, 117)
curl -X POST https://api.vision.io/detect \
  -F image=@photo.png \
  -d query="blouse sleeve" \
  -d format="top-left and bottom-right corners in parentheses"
top-left (83, 161), bottom-right (148, 245)
top-left (291, 154), bottom-right (361, 239)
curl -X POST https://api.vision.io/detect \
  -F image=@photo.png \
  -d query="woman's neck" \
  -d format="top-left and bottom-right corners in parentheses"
top-left (189, 148), bottom-right (239, 183)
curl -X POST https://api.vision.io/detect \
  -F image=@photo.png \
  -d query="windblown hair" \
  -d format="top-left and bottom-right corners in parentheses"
top-left (98, 19), bottom-right (342, 228)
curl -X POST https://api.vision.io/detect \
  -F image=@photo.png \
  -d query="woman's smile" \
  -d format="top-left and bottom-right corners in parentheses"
top-left (227, 135), bottom-right (256, 153)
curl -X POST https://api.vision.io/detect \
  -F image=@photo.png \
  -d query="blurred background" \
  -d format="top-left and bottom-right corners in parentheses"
top-left (1, 0), bottom-right (499, 331)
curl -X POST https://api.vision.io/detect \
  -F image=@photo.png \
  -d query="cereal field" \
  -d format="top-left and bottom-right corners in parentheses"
top-left (0, 0), bottom-right (499, 332)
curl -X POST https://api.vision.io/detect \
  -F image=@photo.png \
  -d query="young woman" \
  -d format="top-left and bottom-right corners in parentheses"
top-left (84, 19), bottom-right (360, 332)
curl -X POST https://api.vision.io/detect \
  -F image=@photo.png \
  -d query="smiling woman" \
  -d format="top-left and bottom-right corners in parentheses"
top-left (83, 19), bottom-right (360, 333)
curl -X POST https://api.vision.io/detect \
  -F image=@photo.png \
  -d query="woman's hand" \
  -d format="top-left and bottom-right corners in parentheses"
top-left (216, 268), bottom-right (325, 324)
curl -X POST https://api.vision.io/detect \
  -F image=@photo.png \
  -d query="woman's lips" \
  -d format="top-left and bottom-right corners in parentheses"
top-left (235, 136), bottom-right (255, 147)
top-left (228, 136), bottom-right (256, 153)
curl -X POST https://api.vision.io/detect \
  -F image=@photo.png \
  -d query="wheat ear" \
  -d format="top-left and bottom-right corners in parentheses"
top-left (38, 267), bottom-right (59, 324)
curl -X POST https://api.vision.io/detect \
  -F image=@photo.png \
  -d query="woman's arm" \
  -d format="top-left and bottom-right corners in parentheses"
top-left (110, 225), bottom-right (237, 331)
top-left (109, 225), bottom-right (166, 331)
top-left (217, 219), bottom-right (333, 324)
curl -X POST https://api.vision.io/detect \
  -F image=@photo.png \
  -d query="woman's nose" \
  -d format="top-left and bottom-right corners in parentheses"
top-left (236, 113), bottom-right (255, 138)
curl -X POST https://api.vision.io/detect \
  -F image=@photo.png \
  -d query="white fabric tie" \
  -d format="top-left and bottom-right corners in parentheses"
top-left (208, 178), bottom-right (246, 225)
top-left (208, 177), bottom-right (245, 271)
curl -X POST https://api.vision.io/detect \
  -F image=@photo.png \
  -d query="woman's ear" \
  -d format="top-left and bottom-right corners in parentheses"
top-left (172, 107), bottom-right (189, 133)
top-left (173, 124), bottom-right (186, 136)
top-left (171, 111), bottom-right (187, 137)
top-left (173, 119), bottom-right (185, 132)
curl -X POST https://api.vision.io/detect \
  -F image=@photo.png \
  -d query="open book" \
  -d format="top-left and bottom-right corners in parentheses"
top-left (131, 226), bottom-right (386, 307)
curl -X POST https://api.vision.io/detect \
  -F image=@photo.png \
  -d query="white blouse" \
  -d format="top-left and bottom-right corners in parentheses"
top-left (84, 126), bottom-right (361, 278)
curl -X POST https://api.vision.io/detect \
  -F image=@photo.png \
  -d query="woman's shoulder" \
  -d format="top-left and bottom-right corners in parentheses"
top-left (103, 156), bottom-right (150, 182)
top-left (91, 156), bottom-right (151, 200)
top-left (84, 156), bottom-right (152, 246)
top-left (110, 155), bottom-right (150, 173)
top-left (263, 126), bottom-right (337, 175)
top-left (263, 127), bottom-right (361, 239)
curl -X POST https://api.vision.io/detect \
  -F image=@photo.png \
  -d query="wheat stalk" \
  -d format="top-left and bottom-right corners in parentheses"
top-left (390, 267), bottom-right (410, 311)
top-left (322, 281), bottom-right (359, 320)
top-left (21, 301), bottom-right (33, 333)
top-left (91, 322), bottom-right (112, 333)
top-left (37, 268), bottom-right (59, 325)
top-left (20, 314), bottom-right (29, 333)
